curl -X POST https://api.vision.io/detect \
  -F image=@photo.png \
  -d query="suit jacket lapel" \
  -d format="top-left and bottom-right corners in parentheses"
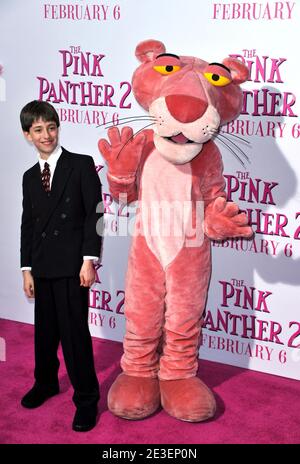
top-left (30, 162), bottom-right (45, 196)
top-left (39, 149), bottom-right (73, 232)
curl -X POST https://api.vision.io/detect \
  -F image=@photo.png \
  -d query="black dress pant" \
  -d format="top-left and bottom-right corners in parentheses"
top-left (34, 276), bottom-right (99, 409)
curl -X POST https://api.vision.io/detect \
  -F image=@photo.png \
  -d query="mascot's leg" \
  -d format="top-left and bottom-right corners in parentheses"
top-left (159, 241), bottom-right (216, 422)
top-left (108, 235), bottom-right (166, 420)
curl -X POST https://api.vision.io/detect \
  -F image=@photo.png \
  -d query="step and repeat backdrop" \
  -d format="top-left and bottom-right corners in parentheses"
top-left (0, 0), bottom-right (299, 380)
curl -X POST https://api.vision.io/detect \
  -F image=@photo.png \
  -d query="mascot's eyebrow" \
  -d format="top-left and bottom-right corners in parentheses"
top-left (209, 62), bottom-right (231, 74)
top-left (156, 53), bottom-right (180, 60)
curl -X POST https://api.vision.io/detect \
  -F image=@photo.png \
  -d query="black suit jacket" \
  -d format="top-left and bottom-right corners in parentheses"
top-left (21, 148), bottom-right (103, 278)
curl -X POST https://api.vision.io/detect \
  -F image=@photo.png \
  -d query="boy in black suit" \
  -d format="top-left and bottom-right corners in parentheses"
top-left (20, 100), bottom-right (103, 432)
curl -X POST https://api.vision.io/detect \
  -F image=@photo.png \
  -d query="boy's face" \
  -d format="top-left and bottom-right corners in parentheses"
top-left (24, 118), bottom-right (59, 157)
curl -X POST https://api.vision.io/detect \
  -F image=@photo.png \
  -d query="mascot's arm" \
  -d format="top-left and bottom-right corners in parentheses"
top-left (202, 143), bottom-right (253, 240)
top-left (98, 127), bottom-right (151, 204)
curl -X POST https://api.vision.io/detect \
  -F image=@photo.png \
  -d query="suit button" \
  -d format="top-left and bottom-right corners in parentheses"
top-left (41, 232), bottom-right (46, 238)
top-left (53, 230), bottom-right (59, 236)
top-left (47, 193), bottom-right (51, 198)
top-left (65, 197), bottom-right (70, 203)
top-left (36, 217), bottom-right (40, 223)
top-left (61, 213), bottom-right (67, 219)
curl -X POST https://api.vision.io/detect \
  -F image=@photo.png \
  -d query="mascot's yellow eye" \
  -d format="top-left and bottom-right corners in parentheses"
top-left (204, 72), bottom-right (231, 87)
top-left (153, 65), bottom-right (181, 75)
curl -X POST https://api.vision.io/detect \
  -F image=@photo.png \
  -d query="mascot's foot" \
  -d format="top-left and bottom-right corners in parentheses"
top-left (108, 373), bottom-right (160, 420)
top-left (159, 377), bottom-right (216, 422)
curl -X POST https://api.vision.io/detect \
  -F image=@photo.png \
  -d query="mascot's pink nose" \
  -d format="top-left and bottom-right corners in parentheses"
top-left (165, 95), bottom-right (208, 123)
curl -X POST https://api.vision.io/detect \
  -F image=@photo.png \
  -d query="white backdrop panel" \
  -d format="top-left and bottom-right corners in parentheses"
top-left (0, 0), bottom-right (299, 379)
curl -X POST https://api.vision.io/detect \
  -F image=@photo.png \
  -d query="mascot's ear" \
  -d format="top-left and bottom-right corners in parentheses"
top-left (135, 39), bottom-right (166, 63)
top-left (222, 57), bottom-right (249, 84)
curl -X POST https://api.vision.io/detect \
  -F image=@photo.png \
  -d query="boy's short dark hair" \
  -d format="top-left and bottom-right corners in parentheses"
top-left (20, 100), bottom-right (60, 132)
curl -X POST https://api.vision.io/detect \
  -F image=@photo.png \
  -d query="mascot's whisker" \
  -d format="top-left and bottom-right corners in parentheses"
top-left (211, 128), bottom-right (250, 166)
top-left (211, 127), bottom-right (250, 146)
top-left (214, 136), bottom-right (247, 168)
top-left (216, 133), bottom-right (251, 164)
top-left (217, 129), bottom-right (251, 145)
top-left (97, 115), bottom-right (157, 129)
top-left (116, 122), bottom-right (157, 159)
top-left (106, 118), bottom-right (157, 130)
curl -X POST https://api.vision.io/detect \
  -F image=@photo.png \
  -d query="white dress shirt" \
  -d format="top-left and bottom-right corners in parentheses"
top-left (21, 145), bottom-right (98, 271)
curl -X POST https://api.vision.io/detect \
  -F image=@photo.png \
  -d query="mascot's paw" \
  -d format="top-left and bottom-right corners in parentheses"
top-left (159, 377), bottom-right (216, 422)
top-left (98, 126), bottom-right (146, 179)
top-left (108, 373), bottom-right (160, 420)
top-left (204, 197), bottom-right (253, 240)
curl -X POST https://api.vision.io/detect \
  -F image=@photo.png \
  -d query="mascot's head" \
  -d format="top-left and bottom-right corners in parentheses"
top-left (132, 39), bottom-right (249, 164)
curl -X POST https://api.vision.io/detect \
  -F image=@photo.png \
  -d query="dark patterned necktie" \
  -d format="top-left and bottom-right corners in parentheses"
top-left (41, 161), bottom-right (51, 192)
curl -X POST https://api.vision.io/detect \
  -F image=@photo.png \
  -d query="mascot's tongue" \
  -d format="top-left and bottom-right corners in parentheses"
top-left (170, 133), bottom-right (190, 144)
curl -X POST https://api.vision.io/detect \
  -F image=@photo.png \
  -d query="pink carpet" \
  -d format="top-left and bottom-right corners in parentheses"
top-left (0, 318), bottom-right (299, 444)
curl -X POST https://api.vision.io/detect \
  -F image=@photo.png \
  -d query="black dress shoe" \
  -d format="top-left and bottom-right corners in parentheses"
top-left (21, 383), bottom-right (59, 409)
top-left (72, 406), bottom-right (97, 432)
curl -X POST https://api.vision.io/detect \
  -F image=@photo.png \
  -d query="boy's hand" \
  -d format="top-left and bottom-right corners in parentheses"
top-left (23, 270), bottom-right (35, 298)
top-left (79, 260), bottom-right (96, 287)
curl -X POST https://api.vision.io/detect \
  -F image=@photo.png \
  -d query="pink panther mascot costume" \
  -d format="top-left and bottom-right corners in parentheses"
top-left (98, 39), bottom-right (252, 422)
